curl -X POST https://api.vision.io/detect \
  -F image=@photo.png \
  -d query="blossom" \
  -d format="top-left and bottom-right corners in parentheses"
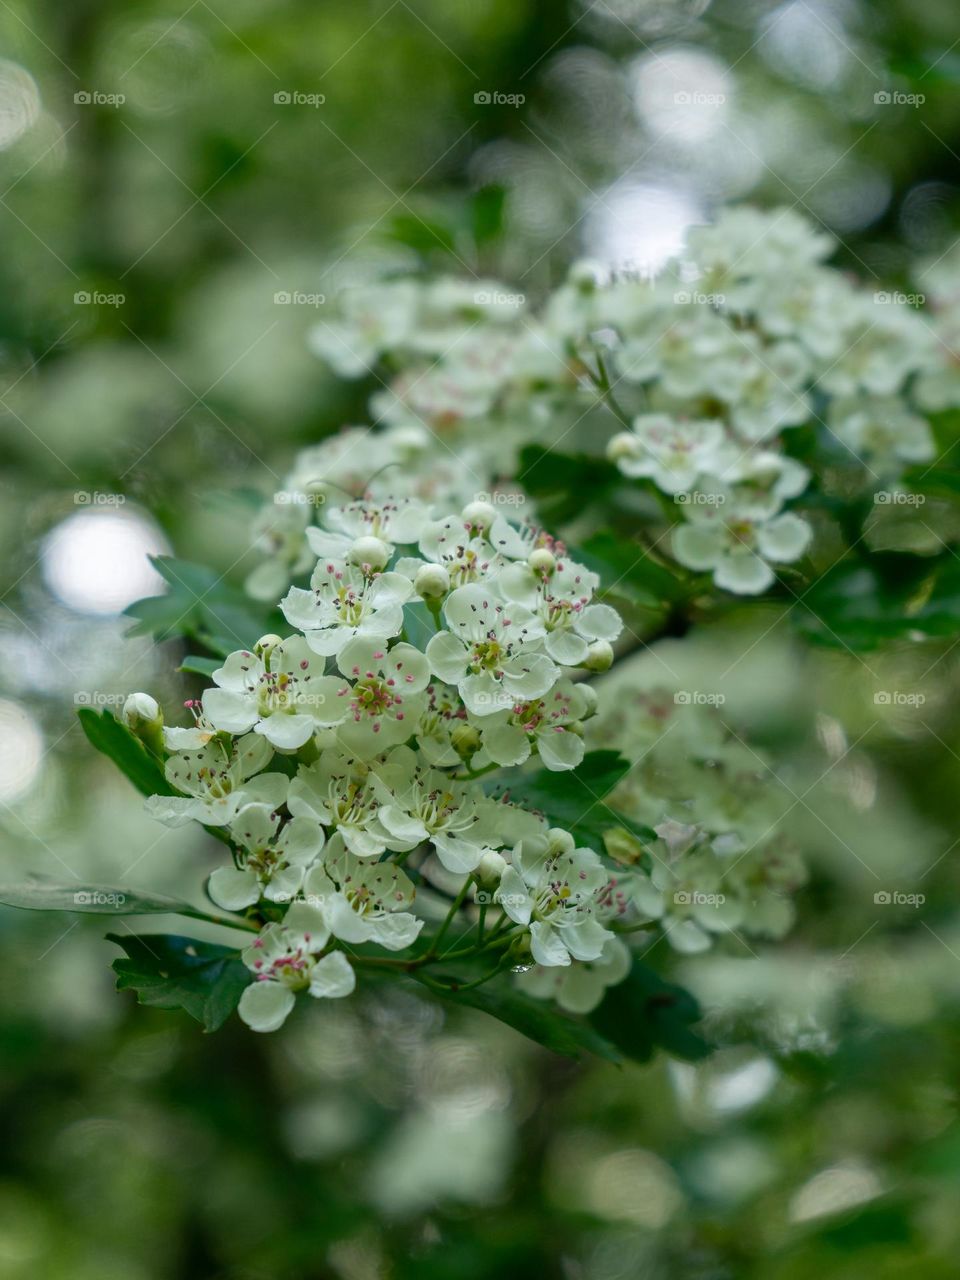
top-left (497, 830), bottom-right (614, 967)
top-left (369, 745), bottom-right (506, 872)
top-left (426, 583), bottom-right (557, 715)
top-left (301, 834), bottom-right (423, 949)
top-left (201, 636), bottom-right (345, 750)
top-left (608, 414), bottom-right (726, 494)
top-left (499, 556), bottom-right (623, 666)
top-left (673, 490), bottom-right (811, 594)
top-left (146, 733), bottom-right (286, 827)
top-left (829, 396), bottom-right (935, 475)
top-left (307, 281), bottom-right (419, 376)
top-left (515, 937), bottom-right (632, 1013)
top-left (471, 677), bottom-right (595, 771)
top-left (330, 638), bottom-right (431, 752)
top-left (237, 904), bottom-right (355, 1032)
top-left (281, 560), bottom-right (413, 657)
top-left (287, 751), bottom-right (396, 858)
top-left (209, 804), bottom-right (325, 910)
top-left (305, 497), bottom-right (430, 563)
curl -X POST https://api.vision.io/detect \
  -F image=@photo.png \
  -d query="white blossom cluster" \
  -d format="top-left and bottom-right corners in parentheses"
top-left (140, 497), bottom-right (665, 1030)
top-left (300, 207), bottom-right (950, 595)
top-left (587, 685), bottom-right (806, 955)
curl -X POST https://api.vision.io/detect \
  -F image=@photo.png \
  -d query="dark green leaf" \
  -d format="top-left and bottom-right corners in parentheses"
top-left (179, 655), bottom-right (222, 678)
top-left (491, 750), bottom-right (647, 849)
top-left (517, 446), bottom-right (618, 524)
top-left (589, 959), bottom-right (712, 1063)
top-left (108, 933), bottom-right (250, 1032)
top-left (577, 529), bottom-right (688, 608)
top-left (411, 973), bottom-right (621, 1062)
top-left (78, 708), bottom-right (172, 797)
top-left (0, 876), bottom-right (249, 928)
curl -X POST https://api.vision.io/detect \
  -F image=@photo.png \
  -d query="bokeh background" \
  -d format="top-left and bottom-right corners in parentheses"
top-left (2, 1), bottom-right (960, 1276)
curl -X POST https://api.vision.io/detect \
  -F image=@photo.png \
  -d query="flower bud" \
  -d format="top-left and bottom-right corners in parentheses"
top-left (603, 826), bottom-right (645, 866)
top-left (583, 640), bottom-right (614, 672)
top-left (122, 692), bottom-right (160, 729)
top-left (415, 562), bottom-right (451, 600)
top-left (606, 432), bottom-right (638, 463)
top-left (475, 850), bottom-right (507, 890)
top-left (462, 499), bottom-right (496, 531)
top-left (348, 535), bottom-right (390, 571)
top-left (450, 722), bottom-right (481, 760)
top-left (578, 684), bottom-right (599, 718)
top-left (527, 547), bottom-right (556, 576)
top-left (546, 827), bottom-right (575, 857)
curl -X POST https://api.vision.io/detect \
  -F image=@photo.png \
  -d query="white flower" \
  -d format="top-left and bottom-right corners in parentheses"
top-left (201, 636), bottom-right (345, 750)
top-left (209, 804), bottom-right (325, 910)
top-left (673, 491), bottom-right (811, 594)
top-left (308, 281), bottom-right (420, 376)
top-left (499, 557), bottom-right (623, 666)
top-left (146, 733), bottom-right (286, 827)
top-left (281, 560), bottom-right (413, 657)
top-left (302, 834), bottom-right (423, 949)
top-left (608, 414), bottom-right (726, 494)
top-left (331, 638), bottom-right (431, 752)
top-left (515, 937), bottom-right (632, 1013)
top-left (305, 497), bottom-right (430, 562)
top-left (238, 904), bottom-right (355, 1032)
top-left (287, 751), bottom-right (396, 859)
top-left (716, 340), bottom-right (811, 442)
top-left (369, 745), bottom-right (505, 873)
top-left (415, 515), bottom-right (505, 588)
top-left (497, 831), bottom-right (614, 967)
top-left (426, 583), bottom-right (557, 715)
top-left (472, 678), bottom-right (593, 771)
top-left (829, 396), bottom-right (935, 475)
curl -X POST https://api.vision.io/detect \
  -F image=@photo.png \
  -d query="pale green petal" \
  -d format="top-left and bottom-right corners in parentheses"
top-left (308, 952), bottom-right (356, 999)
top-left (238, 981), bottom-right (296, 1032)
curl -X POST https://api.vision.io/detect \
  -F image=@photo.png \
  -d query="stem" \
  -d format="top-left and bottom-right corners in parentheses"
top-left (427, 877), bottom-right (474, 957)
top-left (452, 761), bottom-right (500, 782)
top-left (185, 908), bottom-right (260, 933)
top-left (589, 349), bottom-right (634, 430)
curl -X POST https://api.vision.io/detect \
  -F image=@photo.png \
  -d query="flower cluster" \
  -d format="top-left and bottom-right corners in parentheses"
top-left (585, 685), bottom-right (806, 955)
top-left (141, 496), bottom-right (649, 1029)
top-left (299, 207), bottom-right (949, 596)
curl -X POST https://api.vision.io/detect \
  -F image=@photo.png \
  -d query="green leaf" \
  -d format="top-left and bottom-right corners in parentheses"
top-left (589, 959), bottom-right (712, 1063)
top-left (0, 875), bottom-right (249, 928)
top-left (577, 529), bottom-right (688, 609)
top-left (492, 750), bottom-right (649, 849)
top-left (411, 974), bottom-right (621, 1062)
top-left (517, 446), bottom-right (619, 524)
top-left (108, 933), bottom-right (250, 1032)
top-left (78, 708), bottom-right (172, 797)
top-left (795, 554), bottom-right (960, 649)
top-left (124, 555), bottom-right (283, 653)
top-left (179, 655), bottom-right (222, 678)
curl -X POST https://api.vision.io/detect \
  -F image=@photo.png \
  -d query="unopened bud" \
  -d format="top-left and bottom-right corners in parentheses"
top-left (415, 562), bottom-right (451, 600)
top-left (475, 850), bottom-right (507, 890)
top-left (348, 535), bottom-right (390, 571)
top-left (462, 499), bottom-right (496, 531)
top-left (546, 827), bottom-right (575, 857)
top-left (122, 692), bottom-right (160, 729)
top-left (450, 722), bottom-right (481, 760)
top-left (583, 640), bottom-right (614, 671)
top-left (527, 548), bottom-right (556, 576)
top-left (606, 432), bottom-right (638, 463)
